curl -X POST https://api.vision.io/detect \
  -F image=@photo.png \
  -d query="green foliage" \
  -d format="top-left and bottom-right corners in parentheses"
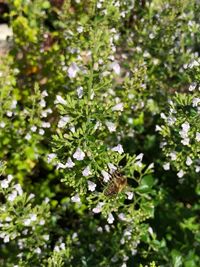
top-left (0, 0), bottom-right (200, 266)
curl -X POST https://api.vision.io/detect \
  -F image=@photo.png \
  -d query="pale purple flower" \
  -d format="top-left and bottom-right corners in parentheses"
top-left (112, 103), bottom-right (124, 111)
top-left (110, 61), bottom-right (120, 75)
top-left (107, 213), bottom-right (114, 224)
top-left (68, 63), bottom-right (79, 78)
top-left (65, 157), bottom-right (75, 168)
top-left (73, 148), bottom-right (85, 161)
top-left (82, 166), bottom-right (92, 176)
top-left (87, 181), bottom-right (96, 192)
top-left (105, 121), bottom-right (116, 132)
top-left (186, 156), bottom-right (192, 166)
top-left (101, 170), bottom-right (111, 182)
top-left (112, 144), bottom-right (124, 154)
top-left (163, 162), bottom-right (170, 170)
top-left (77, 86), bottom-right (83, 98)
top-left (71, 194), bottom-right (81, 203)
top-left (177, 170), bottom-right (184, 178)
top-left (55, 95), bottom-right (67, 105)
top-left (58, 116), bottom-right (70, 128)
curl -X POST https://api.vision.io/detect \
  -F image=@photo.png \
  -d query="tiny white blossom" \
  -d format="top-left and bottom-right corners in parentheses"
top-left (118, 213), bottom-right (126, 221)
top-left (43, 234), bottom-right (49, 241)
top-left (4, 235), bottom-right (10, 243)
top-left (68, 63), bottom-right (79, 78)
top-left (47, 153), bottom-right (57, 163)
top-left (126, 191), bottom-right (134, 200)
top-left (23, 218), bottom-right (31, 226)
top-left (189, 82), bottom-right (197, 91)
top-left (82, 166), bottom-right (92, 176)
top-left (77, 86), bottom-right (83, 98)
top-left (110, 61), bottom-right (120, 75)
top-left (30, 214), bottom-right (37, 221)
top-left (192, 97), bottom-right (200, 107)
top-left (1, 179), bottom-right (9, 189)
top-left (112, 103), bottom-right (124, 111)
top-left (54, 246), bottom-right (60, 252)
top-left (87, 180), bottom-right (96, 192)
top-left (181, 138), bottom-right (190, 146)
top-left (73, 148), bottom-right (85, 161)
top-left (55, 95), bottom-right (67, 105)
top-left (30, 125), bottom-right (37, 132)
top-left (8, 191), bottom-right (17, 202)
top-left (195, 132), bottom-right (200, 142)
top-left (60, 243), bottom-right (65, 250)
top-left (71, 194), bottom-right (81, 203)
top-left (170, 151), bottom-right (177, 161)
top-left (148, 227), bottom-right (154, 236)
top-left (105, 121), bottom-right (116, 132)
top-left (0, 122), bottom-right (5, 128)
top-left (35, 247), bottom-right (41, 254)
top-left (25, 133), bottom-right (31, 141)
top-left (58, 116), bottom-right (70, 128)
top-left (186, 156), bottom-right (192, 166)
top-left (107, 213), bottom-right (115, 224)
top-left (92, 202), bottom-right (104, 213)
top-left (39, 129), bottom-right (45, 135)
top-left (112, 144), bottom-right (124, 154)
top-left (163, 162), bottom-right (170, 170)
top-left (108, 163), bottom-right (117, 173)
top-left (39, 219), bottom-right (45, 225)
top-left (101, 170), bottom-right (111, 182)
top-left (195, 166), bottom-right (200, 173)
top-left (77, 26), bottom-right (83, 33)
top-left (7, 174), bottom-right (13, 182)
top-left (65, 157), bottom-right (75, 168)
top-left (177, 170), bottom-right (184, 178)
top-left (14, 184), bottom-right (23, 196)
top-left (135, 153), bottom-right (144, 161)
top-left (7, 111), bottom-right (13, 117)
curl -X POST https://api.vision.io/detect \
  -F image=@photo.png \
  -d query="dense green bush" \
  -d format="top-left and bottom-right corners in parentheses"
top-left (0, 0), bottom-right (200, 266)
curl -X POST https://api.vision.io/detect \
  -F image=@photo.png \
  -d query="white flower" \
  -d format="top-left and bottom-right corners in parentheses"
top-left (195, 166), bottom-right (200, 173)
top-left (30, 125), bottom-right (37, 132)
top-left (55, 95), bottom-right (67, 105)
top-left (155, 125), bottom-right (162, 131)
top-left (181, 122), bottom-right (190, 132)
top-left (107, 213), bottom-right (115, 224)
top-left (4, 235), bottom-right (10, 243)
top-left (112, 103), bottom-right (124, 111)
top-left (126, 191), bottom-right (134, 200)
top-left (54, 246), bottom-right (60, 252)
top-left (189, 82), bottom-right (197, 91)
top-left (181, 138), bottom-right (190, 146)
top-left (25, 133), bottom-right (31, 141)
top-left (1, 179), bottom-right (9, 189)
top-left (58, 116), bottom-right (70, 128)
top-left (177, 170), bottom-right (184, 178)
top-left (0, 122), bottom-right (5, 128)
top-left (71, 194), bottom-right (81, 203)
top-left (87, 180), bottom-right (96, 192)
top-left (82, 166), bottom-right (92, 176)
top-left (68, 63), bottom-right (79, 78)
top-left (39, 219), bottom-right (45, 225)
top-left (77, 26), bottom-right (83, 33)
top-left (163, 162), bottom-right (170, 170)
top-left (7, 174), bottom-right (13, 182)
top-left (105, 121), bottom-right (116, 132)
top-left (135, 153), bottom-right (144, 161)
top-left (192, 97), bottom-right (200, 107)
top-left (110, 61), bottom-right (120, 75)
top-left (60, 243), bottom-right (65, 250)
top-left (43, 234), bottom-right (49, 241)
top-left (47, 153), bottom-right (57, 163)
top-left (65, 157), bottom-right (75, 168)
top-left (8, 191), bottom-right (17, 202)
top-left (186, 156), bottom-right (192, 166)
top-left (30, 214), bottom-right (37, 221)
top-left (92, 202), bottom-right (104, 213)
top-left (23, 218), bottom-right (31, 226)
top-left (39, 129), bottom-right (45, 135)
top-left (112, 144), bottom-right (124, 154)
top-left (118, 213), bottom-right (126, 221)
top-left (170, 151), bottom-right (177, 161)
top-left (108, 163), bottom-right (117, 173)
top-left (35, 247), bottom-right (41, 254)
top-left (195, 132), bottom-right (200, 142)
top-left (11, 100), bottom-right (17, 109)
top-left (148, 227), bottom-right (154, 236)
top-left (73, 148), bottom-right (85, 161)
top-left (77, 86), bottom-right (83, 98)
top-left (101, 170), bottom-right (111, 182)
top-left (14, 184), bottom-right (23, 196)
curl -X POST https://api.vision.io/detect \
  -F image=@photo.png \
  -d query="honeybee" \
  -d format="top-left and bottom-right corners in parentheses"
top-left (104, 170), bottom-right (127, 197)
